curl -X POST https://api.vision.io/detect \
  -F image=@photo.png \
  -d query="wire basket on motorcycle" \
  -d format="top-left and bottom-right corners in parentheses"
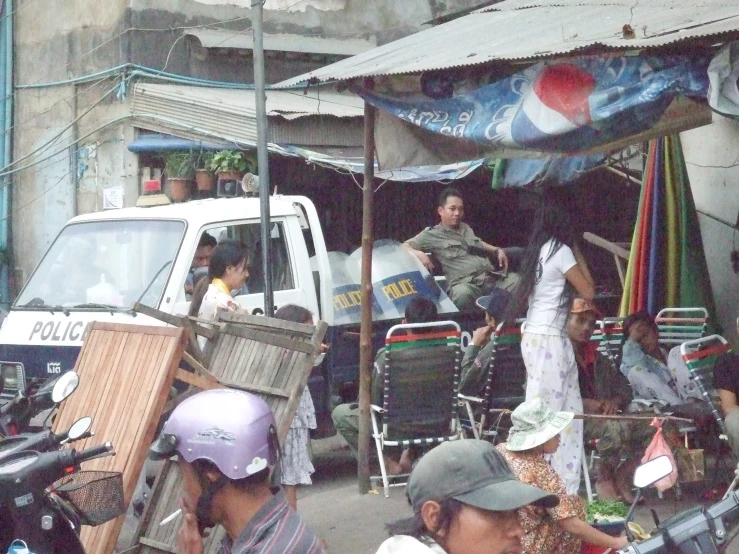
top-left (52, 470), bottom-right (125, 526)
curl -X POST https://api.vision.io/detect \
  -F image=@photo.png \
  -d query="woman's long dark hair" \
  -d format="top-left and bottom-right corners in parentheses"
top-left (506, 191), bottom-right (577, 321)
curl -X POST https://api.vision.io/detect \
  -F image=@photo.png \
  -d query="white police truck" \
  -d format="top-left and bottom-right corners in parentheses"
top-left (0, 194), bottom-right (467, 429)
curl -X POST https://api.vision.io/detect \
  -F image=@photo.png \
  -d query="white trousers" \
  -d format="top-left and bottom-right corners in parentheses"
top-left (522, 332), bottom-right (584, 495)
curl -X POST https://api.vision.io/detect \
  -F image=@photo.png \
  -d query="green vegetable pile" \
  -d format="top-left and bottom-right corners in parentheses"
top-left (585, 500), bottom-right (629, 524)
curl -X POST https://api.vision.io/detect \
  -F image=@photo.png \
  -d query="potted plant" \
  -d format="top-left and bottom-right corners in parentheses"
top-left (209, 150), bottom-right (255, 181)
top-left (195, 151), bottom-right (216, 192)
top-left (164, 152), bottom-right (195, 202)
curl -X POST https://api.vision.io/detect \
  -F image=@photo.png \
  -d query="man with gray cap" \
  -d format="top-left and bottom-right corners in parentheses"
top-left (376, 439), bottom-right (558, 554)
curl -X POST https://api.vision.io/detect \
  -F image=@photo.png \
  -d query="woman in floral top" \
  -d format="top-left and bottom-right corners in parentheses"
top-left (497, 398), bottom-right (629, 554)
top-left (192, 240), bottom-right (249, 326)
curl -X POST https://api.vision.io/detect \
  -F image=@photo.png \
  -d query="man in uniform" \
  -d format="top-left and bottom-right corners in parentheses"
top-left (459, 288), bottom-right (512, 397)
top-left (403, 187), bottom-right (517, 312)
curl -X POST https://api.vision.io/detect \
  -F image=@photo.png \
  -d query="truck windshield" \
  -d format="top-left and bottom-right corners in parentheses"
top-left (15, 219), bottom-right (185, 310)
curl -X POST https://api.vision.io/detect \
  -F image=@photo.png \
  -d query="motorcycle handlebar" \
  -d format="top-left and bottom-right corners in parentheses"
top-left (73, 442), bottom-right (115, 465)
top-left (618, 533), bottom-right (666, 554)
top-left (618, 491), bottom-right (739, 554)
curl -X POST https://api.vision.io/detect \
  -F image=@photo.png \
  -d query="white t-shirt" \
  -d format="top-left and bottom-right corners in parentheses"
top-left (375, 536), bottom-right (446, 554)
top-left (525, 239), bottom-right (577, 336)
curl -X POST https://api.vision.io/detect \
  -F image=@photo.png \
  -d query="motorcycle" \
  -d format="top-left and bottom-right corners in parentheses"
top-left (0, 439), bottom-right (119, 553)
top-left (0, 372), bottom-right (89, 461)
top-left (0, 371), bottom-right (125, 554)
top-left (618, 455), bottom-right (739, 553)
top-left (0, 371), bottom-right (80, 437)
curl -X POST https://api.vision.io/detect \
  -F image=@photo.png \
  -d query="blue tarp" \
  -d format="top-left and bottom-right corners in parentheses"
top-left (499, 154), bottom-right (607, 187)
top-left (356, 54), bottom-right (710, 154)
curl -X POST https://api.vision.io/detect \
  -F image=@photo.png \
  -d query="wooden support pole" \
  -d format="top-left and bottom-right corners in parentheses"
top-left (358, 97), bottom-right (376, 494)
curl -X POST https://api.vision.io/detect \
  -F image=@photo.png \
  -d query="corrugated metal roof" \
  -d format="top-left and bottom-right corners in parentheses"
top-left (274, 0), bottom-right (739, 88)
top-left (187, 28), bottom-right (376, 55)
top-left (131, 83), bottom-right (364, 147)
top-left (475, 0), bottom-right (739, 11)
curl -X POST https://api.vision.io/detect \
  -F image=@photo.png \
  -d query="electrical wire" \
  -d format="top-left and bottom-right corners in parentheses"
top-left (2, 82), bottom-right (120, 172)
top-left (0, 165), bottom-right (77, 224)
top-left (0, 115), bottom-right (130, 178)
top-left (0, 0), bottom-right (44, 26)
top-left (0, 127), bottom-right (120, 225)
top-left (8, 75), bottom-right (113, 136)
top-left (12, 0), bottom-right (314, 94)
top-left (5, 0), bottom-right (370, 172)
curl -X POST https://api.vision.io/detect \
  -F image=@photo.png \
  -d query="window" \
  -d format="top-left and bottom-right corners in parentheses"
top-left (16, 219), bottom-right (185, 310)
top-left (191, 222), bottom-right (294, 295)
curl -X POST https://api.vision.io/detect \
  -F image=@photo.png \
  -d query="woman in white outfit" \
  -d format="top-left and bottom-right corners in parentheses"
top-left (507, 194), bottom-right (595, 494)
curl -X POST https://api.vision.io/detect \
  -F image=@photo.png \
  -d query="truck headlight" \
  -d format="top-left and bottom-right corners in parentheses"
top-left (0, 363), bottom-right (24, 396)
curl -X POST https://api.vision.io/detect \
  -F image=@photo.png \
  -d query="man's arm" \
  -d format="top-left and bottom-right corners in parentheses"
top-left (370, 350), bottom-right (386, 406)
top-left (479, 240), bottom-right (508, 272)
top-left (403, 232), bottom-right (435, 272)
top-left (460, 337), bottom-right (495, 397)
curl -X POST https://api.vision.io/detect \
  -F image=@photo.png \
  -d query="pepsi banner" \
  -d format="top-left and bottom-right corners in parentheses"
top-left (358, 55), bottom-right (710, 153)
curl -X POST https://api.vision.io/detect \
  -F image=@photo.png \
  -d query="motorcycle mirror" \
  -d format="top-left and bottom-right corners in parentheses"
top-left (67, 416), bottom-right (92, 440)
top-left (633, 455), bottom-right (673, 489)
top-left (51, 371), bottom-right (80, 403)
top-left (623, 455), bottom-right (674, 542)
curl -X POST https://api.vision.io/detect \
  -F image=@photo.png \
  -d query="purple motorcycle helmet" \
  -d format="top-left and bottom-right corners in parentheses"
top-left (149, 389), bottom-right (279, 531)
top-left (149, 388), bottom-right (279, 479)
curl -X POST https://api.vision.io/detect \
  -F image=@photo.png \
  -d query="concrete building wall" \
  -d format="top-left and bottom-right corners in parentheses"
top-left (12, 85), bottom-right (77, 287)
top-left (127, 0), bottom-right (484, 83)
top-left (12, 81), bottom-right (137, 285)
top-left (13, 0), bottom-right (134, 286)
top-left (681, 114), bottom-right (739, 348)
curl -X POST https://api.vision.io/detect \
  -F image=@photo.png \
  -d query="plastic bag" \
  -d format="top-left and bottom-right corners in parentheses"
top-left (640, 418), bottom-right (678, 491)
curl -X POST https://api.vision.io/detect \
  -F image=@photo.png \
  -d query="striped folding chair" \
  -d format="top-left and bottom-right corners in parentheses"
top-left (680, 335), bottom-right (734, 481)
top-left (680, 335), bottom-right (731, 436)
top-left (589, 325), bottom-right (604, 353)
top-left (458, 320), bottom-right (526, 441)
top-left (600, 317), bottom-right (626, 369)
top-left (657, 307), bottom-right (708, 349)
top-left (370, 320), bottom-right (464, 497)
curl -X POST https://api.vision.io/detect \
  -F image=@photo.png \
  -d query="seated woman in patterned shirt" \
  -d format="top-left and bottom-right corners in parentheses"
top-left (497, 398), bottom-right (629, 554)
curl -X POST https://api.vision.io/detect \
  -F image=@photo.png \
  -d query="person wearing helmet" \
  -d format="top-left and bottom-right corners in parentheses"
top-left (149, 389), bottom-right (324, 554)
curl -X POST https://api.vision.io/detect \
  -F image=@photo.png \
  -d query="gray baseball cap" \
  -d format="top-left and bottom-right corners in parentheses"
top-left (407, 440), bottom-right (558, 512)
